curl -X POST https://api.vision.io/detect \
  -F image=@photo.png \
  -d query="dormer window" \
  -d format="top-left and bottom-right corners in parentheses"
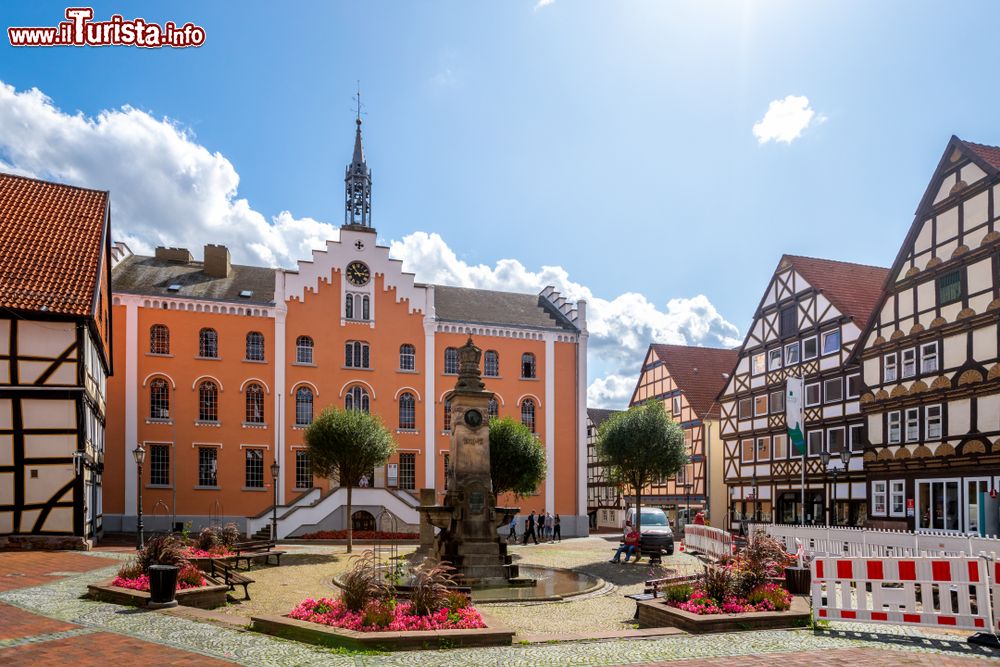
top-left (239, 290), bottom-right (253, 298)
top-left (167, 283), bottom-right (181, 292)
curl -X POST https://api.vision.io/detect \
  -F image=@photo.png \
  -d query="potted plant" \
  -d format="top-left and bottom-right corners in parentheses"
top-left (138, 535), bottom-right (187, 608)
top-left (783, 540), bottom-right (812, 595)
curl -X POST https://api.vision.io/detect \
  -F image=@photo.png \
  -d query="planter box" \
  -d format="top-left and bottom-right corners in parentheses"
top-left (251, 614), bottom-right (514, 651)
top-left (87, 578), bottom-right (229, 610)
top-left (637, 595), bottom-right (810, 633)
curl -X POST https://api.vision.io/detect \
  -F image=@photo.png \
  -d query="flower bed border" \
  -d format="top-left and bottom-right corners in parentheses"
top-left (87, 578), bottom-right (230, 610)
top-left (637, 595), bottom-right (810, 633)
top-left (251, 613), bottom-right (514, 651)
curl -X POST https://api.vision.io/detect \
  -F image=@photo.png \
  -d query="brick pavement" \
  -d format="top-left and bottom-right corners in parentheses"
top-left (1, 631), bottom-right (233, 666)
top-left (0, 551), bottom-right (111, 592)
top-left (631, 647), bottom-right (997, 666)
top-left (0, 603), bottom-right (77, 640)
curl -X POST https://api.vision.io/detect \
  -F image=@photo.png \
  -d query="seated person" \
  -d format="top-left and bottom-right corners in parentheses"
top-left (609, 526), bottom-right (640, 563)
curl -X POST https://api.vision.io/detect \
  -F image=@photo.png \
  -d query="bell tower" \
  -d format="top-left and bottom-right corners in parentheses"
top-left (344, 86), bottom-right (373, 232)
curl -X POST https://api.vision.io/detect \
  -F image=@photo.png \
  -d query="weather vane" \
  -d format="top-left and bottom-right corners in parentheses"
top-left (353, 80), bottom-right (367, 123)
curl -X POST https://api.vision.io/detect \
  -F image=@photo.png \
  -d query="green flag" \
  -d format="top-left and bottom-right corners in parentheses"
top-left (786, 376), bottom-right (805, 455)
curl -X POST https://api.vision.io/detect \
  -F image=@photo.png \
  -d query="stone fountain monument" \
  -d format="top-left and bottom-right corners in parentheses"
top-left (417, 337), bottom-right (528, 587)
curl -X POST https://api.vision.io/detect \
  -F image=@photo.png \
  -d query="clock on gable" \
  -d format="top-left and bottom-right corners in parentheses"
top-left (345, 261), bottom-right (370, 287)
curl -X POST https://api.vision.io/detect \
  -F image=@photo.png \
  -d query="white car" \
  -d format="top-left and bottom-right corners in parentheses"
top-left (623, 507), bottom-right (675, 556)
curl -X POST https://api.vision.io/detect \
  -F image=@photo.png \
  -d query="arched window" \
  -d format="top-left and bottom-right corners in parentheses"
top-left (199, 328), bottom-right (218, 358)
top-left (521, 353), bottom-right (536, 379)
top-left (345, 294), bottom-right (354, 319)
top-left (352, 510), bottom-right (375, 531)
top-left (443, 396), bottom-right (453, 431)
top-left (521, 398), bottom-right (536, 433)
top-left (245, 383), bottom-right (265, 424)
top-left (149, 379), bottom-right (170, 420)
top-left (399, 392), bottom-right (416, 429)
top-left (488, 398), bottom-right (499, 420)
top-left (296, 336), bottom-right (314, 364)
top-left (399, 344), bottom-right (416, 371)
top-left (484, 350), bottom-right (500, 377)
top-left (295, 387), bottom-right (314, 425)
top-left (150, 324), bottom-right (170, 355)
top-left (345, 341), bottom-right (370, 368)
top-left (362, 295), bottom-right (370, 320)
top-left (444, 347), bottom-right (459, 374)
top-left (198, 381), bottom-right (219, 422)
top-left (246, 331), bottom-right (265, 361)
top-left (345, 294), bottom-right (371, 321)
top-left (345, 385), bottom-right (370, 413)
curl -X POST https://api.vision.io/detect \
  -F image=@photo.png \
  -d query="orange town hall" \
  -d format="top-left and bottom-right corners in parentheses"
top-left (102, 118), bottom-right (590, 538)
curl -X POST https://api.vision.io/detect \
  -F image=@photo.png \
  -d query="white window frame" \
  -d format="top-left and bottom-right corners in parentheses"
top-left (672, 395), bottom-right (682, 416)
top-left (738, 398), bottom-right (752, 420)
top-left (805, 382), bottom-right (821, 407)
top-left (754, 394), bottom-right (768, 417)
top-left (887, 411), bottom-right (901, 444)
top-left (823, 377), bottom-right (843, 404)
top-left (821, 329), bottom-right (841, 356)
top-left (889, 479), bottom-right (905, 517)
top-left (884, 352), bottom-right (898, 383)
top-left (925, 404), bottom-right (942, 440)
top-left (784, 341), bottom-right (800, 366)
top-left (826, 426), bottom-right (846, 455)
top-left (767, 348), bottom-right (782, 371)
top-left (904, 407), bottom-right (920, 442)
top-left (901, 348), bottom-right (917, 379)
top-left (871, 480), bottom-right (888, 517)
top-left (769, 389), bottom-right (784, 414)
top-left (755, 436), bottom-right (770, 462)
top-left (802, 336), bottom-right (818, 361)
top-left (772, 433), bottom-right (787, 460)
top-left (751, 353), bottom-right (766, 376)
top-left (807, 429), bottom-right (823, 457)
top-left (846, 373), bottom-right (860, 399)
top-left (915, 477), bottom-right (963, 533)
top-left (740, 438), bottom-right (755, 463)
top-left (920, 342), bottom-right (939, 374)
top-left (848, 423), bottom-right (865, 452)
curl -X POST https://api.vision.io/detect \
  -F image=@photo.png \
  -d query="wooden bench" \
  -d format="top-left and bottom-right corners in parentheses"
top-left (625, 575), bottom-right (698, 618)
top-left (210, 559), bottom-right (255, 600)
top-left (610, 543), bottom-right (664, 566)
top-left (233, 540), bottom-right (286, 570)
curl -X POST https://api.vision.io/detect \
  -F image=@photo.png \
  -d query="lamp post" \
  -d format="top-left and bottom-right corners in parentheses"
top-left (837, 449), bottom-right (851, 526)
top-left (750, 473), bottom-right (760, 522)
top-left (132, 444), bottom-right (146, 550)
top-left (270, 460), bottom-right (280, 542)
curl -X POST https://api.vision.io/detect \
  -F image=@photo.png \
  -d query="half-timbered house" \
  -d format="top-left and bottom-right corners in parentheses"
top-left (854, 136), bottom-right (1000, 534)
top-left (586, 407), bottom-right (623, 529)
top-left (718, 256), bottom-right (887, 529)
top-left (629, 344), bottom-right (737, 527)
top-left (0, 173), bottom-right (112, 548)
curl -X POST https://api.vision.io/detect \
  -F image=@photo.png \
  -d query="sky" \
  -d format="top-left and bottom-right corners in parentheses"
top-left (1, 0), bottom-right (998, 408)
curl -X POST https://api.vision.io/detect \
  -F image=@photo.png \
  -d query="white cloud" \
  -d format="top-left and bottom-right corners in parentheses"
top-left (0, 81), bottom-right (740, 410)
top-left (389, 232), bottom-right (741, 408)
top-left (0, 82), bottom-right (336, 268)
top-left (752, 95), bottom-right (821, 144)
top-left (534, 0), bottom-right (555, 10)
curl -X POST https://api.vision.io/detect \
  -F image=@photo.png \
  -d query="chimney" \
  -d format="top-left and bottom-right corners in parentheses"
top-left (154, 246), bottom-right (192, 263)
top-left (204, 244), bottom-right (231, 278)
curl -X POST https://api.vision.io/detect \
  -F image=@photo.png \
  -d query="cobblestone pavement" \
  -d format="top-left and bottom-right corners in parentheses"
top-left (2, 546), bottom-right (1000, 666)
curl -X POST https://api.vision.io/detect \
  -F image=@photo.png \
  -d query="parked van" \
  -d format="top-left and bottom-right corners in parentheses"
top-left (623, 506), bottom-right (674, 556)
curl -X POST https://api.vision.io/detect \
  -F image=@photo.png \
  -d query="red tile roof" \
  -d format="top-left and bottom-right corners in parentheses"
top-left (650, 344), bottom-right (738, 419)
top-left (0, 173), bottom-right (108, 317)
top-left (784, 255), bottom-right (889, 326)
top-left (962, 139), bottom-right (1000, 171)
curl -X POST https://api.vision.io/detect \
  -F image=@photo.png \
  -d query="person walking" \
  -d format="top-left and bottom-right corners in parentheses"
top-left (523, 510), bottom-right (538, 545)
top-left (553, 514), bottom-right (561, 542)
top-left (542, 512), bottom-right (551, 541)
top-left (507, 515), bottom-right (518, 543)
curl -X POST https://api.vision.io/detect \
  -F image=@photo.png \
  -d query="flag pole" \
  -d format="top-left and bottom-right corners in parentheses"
top-left (799, 374), bottom-right (805, 527)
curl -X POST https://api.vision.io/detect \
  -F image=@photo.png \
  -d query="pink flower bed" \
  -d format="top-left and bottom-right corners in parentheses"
top-left (183, 547), bottom-right (235, 558)
top-left (111, 573), bottom-right (207, 592)
top-left (289, 597), bottom-right (487, 632)
top-left (667, 583), bottom-right (792, 616)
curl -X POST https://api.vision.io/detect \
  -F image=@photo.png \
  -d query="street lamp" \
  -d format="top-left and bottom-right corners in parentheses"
top-left (132, 444), bottom-right (146, 550)
top-left (836, 449), bottom-right (851, 526)
top-left (270, 460), bottom-right (280, 542)
top-left (750, 473), bottom-right (760, 522)
top-left (819, 450), bottom-right (831, 525)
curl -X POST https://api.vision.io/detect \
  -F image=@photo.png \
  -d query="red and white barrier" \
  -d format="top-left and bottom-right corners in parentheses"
top-left (683, 525), bottom-right (733, 560)
top-left (812, 556), bottom-right (994, 632)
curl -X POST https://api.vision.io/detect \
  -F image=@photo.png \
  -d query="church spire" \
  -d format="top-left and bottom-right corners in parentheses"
top-left (344, 83), bottom-right (373, 231)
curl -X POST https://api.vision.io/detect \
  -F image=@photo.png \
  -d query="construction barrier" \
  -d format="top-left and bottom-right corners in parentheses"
top-left (683, 524), bottom-right (733, 560)
top-left (747, 522), bottom-right (1000, 559)
top-left (812, 555), bottom-right (994, 632)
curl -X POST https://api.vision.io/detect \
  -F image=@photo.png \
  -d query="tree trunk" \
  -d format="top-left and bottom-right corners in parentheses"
top-left (634, 480), bottom-right (642, 537)
top-left (346, 483), bottom-right (353, 554)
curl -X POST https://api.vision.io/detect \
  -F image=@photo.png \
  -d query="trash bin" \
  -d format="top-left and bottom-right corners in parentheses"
top-left (148, 564), bottom-right (179, 605)
top-left (784, 566), bottom-right (811, 595)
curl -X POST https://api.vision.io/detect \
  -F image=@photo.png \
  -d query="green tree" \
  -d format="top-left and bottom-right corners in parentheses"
top-left (488, 417), bottom-right (547, 497)
top-left (597, 400), bottom-right (687, 534)
top-left (305, 406), bottom-right (397, 553)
